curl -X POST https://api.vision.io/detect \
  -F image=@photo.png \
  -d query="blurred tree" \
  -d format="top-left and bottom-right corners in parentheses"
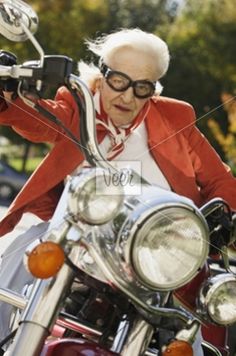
top-left (208, 93), bottom-right (236, 174)
top-left (160, 0), bottom-right (236, 163)
top-left (7, 0), bottom-right (235, 170)
top-left (0, 0), bottom-right (108, 61)
top-left (32, 0), bottom-right (109, 60)
top-left (0, 0), bottom-right (109, 171)
top-left (106, 0), bottom-right (178, 32)
top-left (0, 0), bottom-right (177, 166)
top-left (0, 0), bottom-right (179, 61)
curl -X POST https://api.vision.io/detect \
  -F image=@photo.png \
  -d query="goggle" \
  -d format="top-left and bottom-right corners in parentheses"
top-left (100, 63), bottom-right (156, 99)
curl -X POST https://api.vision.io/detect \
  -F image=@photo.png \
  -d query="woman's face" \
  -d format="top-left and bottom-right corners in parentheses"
top-left (99, 47), bottom-right (158, 127)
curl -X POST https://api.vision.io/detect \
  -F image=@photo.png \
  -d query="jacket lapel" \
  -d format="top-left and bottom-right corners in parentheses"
top-left (145, 101), bottom-right (202, 206)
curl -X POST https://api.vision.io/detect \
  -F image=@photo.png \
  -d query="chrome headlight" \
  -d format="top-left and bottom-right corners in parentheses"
top-left (68, 168), bottom-right (124, 225)
top-left (198, 274), bottom-right (236, 325)
top-left (117, 198), bottom-right (209, 291)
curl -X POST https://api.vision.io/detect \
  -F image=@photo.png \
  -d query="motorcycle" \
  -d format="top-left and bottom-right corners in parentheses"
top-left (0, 1), bottom-right (236, 355)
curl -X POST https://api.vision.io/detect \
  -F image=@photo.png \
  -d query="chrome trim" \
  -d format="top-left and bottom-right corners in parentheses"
top-left (200, 198), bottom-right (226, 218)
top-left (7, 248), bottom-right (78, 355)
top-left (56, 315), bottom-right (102, 337)
top-left (22, 246), bottom-right (79, 326)
top-left (0, 288), bottom-right (27, 309)
top-left (118, 186), bottom-right (208, 258)
top-left (201, 341), bottom-right (222, 356)
top-left (144, 351), bottom-right (158, 356)
top-left (111, 316), bottom-right (154, 355)
top-left (71, 186), bottom-right (205, 324)
top-left (4, 322), bottom-right (49, 356)
top-left (67, 167), bottom-right (124, 224)
top-left (198, 273), bottom-right (236, 325)
top-left (79, 234), bottom-right (194, 324)
top-left (18, 20), bottom-right (44, 92)
top-left (3, 185), bottom-right (81, 355)
top-left (116, 189), bottom-right (209, 291)
top-left (111, 318), bottom-right (130, 353)
top-left (0, 0), bottom-right (38, 42)
top-left (175, 320), bottom-right (200, 344)
top-left (68, 75), bottom-right (117, 172)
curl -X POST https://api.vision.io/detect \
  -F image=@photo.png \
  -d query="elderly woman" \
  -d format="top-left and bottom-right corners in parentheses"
top-left (0, 29), bottom-right (236, 232)
top-left (0, 28), bottom-right (236, 353)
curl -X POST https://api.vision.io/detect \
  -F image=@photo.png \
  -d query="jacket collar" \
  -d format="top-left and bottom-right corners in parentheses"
top-left (145, 99), bottom-right (202, 205)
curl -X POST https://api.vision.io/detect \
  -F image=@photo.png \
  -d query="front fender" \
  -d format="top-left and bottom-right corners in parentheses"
top-left (40, 338), bottom-right (118, 356)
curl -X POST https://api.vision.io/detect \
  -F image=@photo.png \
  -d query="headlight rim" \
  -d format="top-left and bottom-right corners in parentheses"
top-left (199, 273), bottom-right (236, 326)
top-left (117, 201), bottom-right (209, 291)
top-left (67, 168), bottom-right (124, 225)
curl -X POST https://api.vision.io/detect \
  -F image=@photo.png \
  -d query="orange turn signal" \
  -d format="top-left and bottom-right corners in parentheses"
top-left (162, 340), bottom-right (193, 356)
top-left (27, 241), bottom-right (65, 279)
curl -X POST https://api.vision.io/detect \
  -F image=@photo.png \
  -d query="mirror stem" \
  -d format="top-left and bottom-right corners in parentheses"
top-left (19, 21), bottom-right (44, 91)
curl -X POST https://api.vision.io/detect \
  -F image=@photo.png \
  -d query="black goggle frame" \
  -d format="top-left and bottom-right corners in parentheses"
top-left (100, 63), bottom-right (156, 99)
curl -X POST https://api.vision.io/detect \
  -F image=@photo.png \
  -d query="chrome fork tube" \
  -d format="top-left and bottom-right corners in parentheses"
top-left (6, 245), bottom-right (80, 356)
top-left (111, 315), bottom-right (154, 356)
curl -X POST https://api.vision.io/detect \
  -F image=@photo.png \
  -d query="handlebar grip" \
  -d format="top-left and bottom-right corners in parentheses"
top-left (0, 50), bottom-right (17, 65)
top-left (0, 65), bottom-right (12, 78)
top-left (0, 65), bottom-right (19, 92)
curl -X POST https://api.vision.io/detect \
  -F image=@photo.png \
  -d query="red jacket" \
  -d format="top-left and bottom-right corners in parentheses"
top-left (0, 86), bottom-right (236, 236)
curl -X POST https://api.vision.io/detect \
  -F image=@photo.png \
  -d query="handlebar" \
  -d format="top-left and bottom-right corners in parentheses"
top-left (0, 55), bottom-right (74, 84)
top-left (0, 64), bottom-right (33, 79)
top-left (0, 58), bottom-right (118, 174)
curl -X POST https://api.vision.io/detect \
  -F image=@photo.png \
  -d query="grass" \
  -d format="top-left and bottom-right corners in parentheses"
top-left (9, 157), bottom-right (43, 175)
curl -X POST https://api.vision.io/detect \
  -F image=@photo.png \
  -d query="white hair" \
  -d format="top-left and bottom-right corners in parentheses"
top-left (86, 28), bottom-right (170, 79)
top-left (78, 28), bottom-right (169, 94)
top-left (77, 61), bottom-right (101, 92)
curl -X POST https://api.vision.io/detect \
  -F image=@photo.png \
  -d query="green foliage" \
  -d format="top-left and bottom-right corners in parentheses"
top-left (1, 0), bottom-right (235, 168)
top-left (1, 0), bottom-right (179, 62)
top-left (9, 156), bottom-right (43, 174)
top-left (33, 0), bottom-right (109, 60)
top-left (159, 0), bottom-right (236, 160)
top-left (105, 0), bottom-right (177, 32)
top-left (0, 0), bottom-right (176, 153)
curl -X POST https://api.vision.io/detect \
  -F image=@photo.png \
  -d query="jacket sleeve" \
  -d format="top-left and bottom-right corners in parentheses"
top-left (0, 86), bottom-right (79, 144)
top-left (183, 105), bottom-right (236, 210)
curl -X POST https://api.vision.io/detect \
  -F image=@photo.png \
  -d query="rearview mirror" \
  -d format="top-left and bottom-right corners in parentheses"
top-left (0, 0), bottom-right (38, 41)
